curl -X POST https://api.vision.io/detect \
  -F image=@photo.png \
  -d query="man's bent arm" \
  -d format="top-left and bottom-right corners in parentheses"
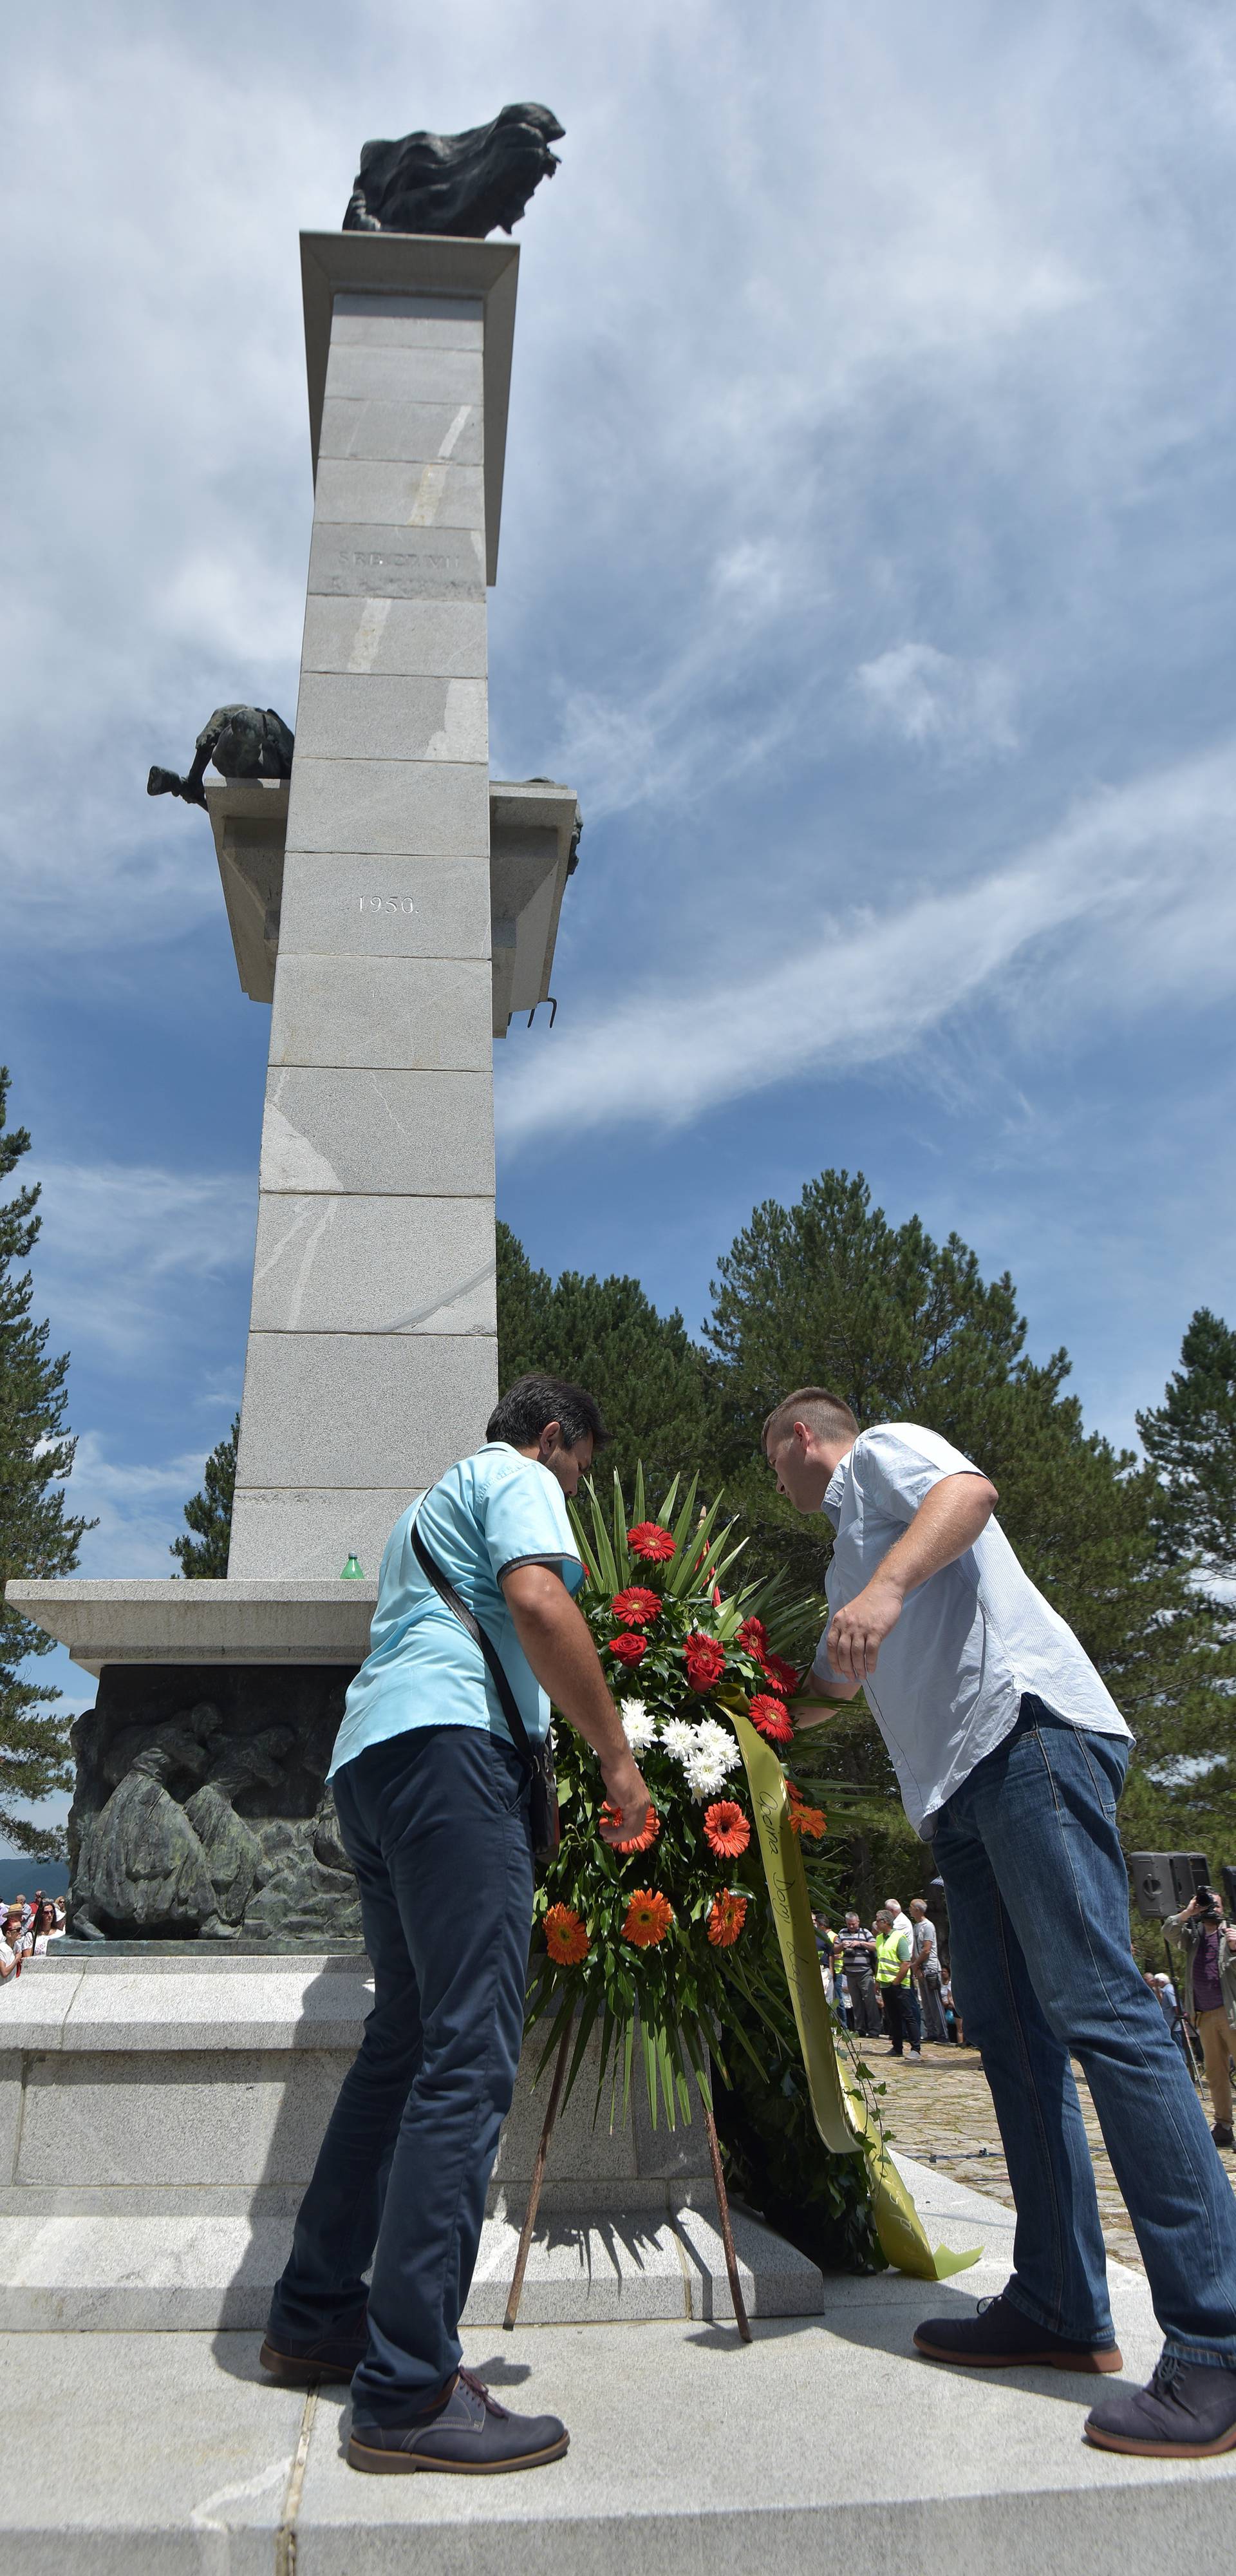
top-left (501, 1563), bottom-right (649, 1841)
top-left (827, 1472), bottom-right (998, 1683)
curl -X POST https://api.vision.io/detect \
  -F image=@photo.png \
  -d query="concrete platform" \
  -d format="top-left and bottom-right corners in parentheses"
top-left (2, 2162), bottom-right (1232, 2574)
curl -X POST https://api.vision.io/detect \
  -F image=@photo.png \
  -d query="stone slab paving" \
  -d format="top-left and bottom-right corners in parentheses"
top-left (4, 2159), bottom-right (1236, 2573)
top-left (871, 2042), bottom-right (1236, 2271)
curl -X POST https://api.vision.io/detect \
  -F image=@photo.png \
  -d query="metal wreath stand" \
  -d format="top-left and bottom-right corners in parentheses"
top-left (502, 2019), bottom-right (753, 2342)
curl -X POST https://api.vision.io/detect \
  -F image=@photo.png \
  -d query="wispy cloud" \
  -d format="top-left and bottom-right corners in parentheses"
top-left (496, 741), bottom-right (1236, 1144)
top-left (28, 1162), bottom-right (256, 1363)
top-left (854, 643), bottom-right (1018, 760)
top-left (66, 1430), bottom-right (211, 1578)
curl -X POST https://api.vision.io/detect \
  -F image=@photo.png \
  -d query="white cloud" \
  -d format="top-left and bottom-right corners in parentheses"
top-left (854, 643), bottom-right (1018, 759)
top-left (66, 1431), bottom-right (212, 1579)
top-left (28, 1162), bottom-right (256, 1362)
top-left (496, 739), bottom-right (1236, 1145)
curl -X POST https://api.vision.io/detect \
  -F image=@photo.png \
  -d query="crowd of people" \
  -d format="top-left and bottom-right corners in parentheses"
top-left (0, 1889), bottom-right (66, 1980)
top-left (815, 1896), bottom-right (963, 2054)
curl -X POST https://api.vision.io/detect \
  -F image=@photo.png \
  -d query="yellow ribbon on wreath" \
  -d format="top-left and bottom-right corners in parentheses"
top-left (730, 1705), bottom-right (981, 2283)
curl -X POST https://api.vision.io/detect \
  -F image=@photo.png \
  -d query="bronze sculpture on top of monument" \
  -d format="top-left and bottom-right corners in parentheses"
top-left (343, 102), bottom-right (563, 238)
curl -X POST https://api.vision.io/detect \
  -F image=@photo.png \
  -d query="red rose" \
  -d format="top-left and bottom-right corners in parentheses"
top-left (760, 1651), bottom-right (801, 1696)
top-left (610, 1586), bottom-right (662, 1627)
top-left (736, 1616), bottom-right (768, 1654)
top-left (683, 1632), bottom-right (726, 1692)
top-left (608, 1631), bottom-right (648, 1666)
top-left (627, 1521), bottom-right (677, 1563)
top-left (749, 1692), bottom-right (794, 1747)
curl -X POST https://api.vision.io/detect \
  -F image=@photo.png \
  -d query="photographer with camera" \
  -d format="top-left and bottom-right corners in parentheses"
top-left (1166, 1889), bottom-right (1236, 2152)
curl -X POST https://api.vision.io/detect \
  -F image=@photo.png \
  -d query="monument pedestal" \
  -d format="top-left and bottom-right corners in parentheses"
top-left (0, 1955), bottom-right (823, 2331)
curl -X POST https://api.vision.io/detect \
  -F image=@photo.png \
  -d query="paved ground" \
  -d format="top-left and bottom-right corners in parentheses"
top-left (6, 2161), bottom-right (1236, 2574)
top-left (869, 2039), bottom-right (1236, 2272)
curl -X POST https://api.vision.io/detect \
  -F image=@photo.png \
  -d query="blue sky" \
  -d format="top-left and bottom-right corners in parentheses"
top-left (4, 1), bottom-right (1236, 1823)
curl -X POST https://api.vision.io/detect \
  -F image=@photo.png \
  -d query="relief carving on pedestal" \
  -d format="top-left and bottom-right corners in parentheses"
top-left (66, 1667), bottom-right (362, 1946)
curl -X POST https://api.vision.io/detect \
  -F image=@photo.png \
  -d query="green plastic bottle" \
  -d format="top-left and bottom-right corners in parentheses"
top-left (340, 1553), bottom-right (366, 1580)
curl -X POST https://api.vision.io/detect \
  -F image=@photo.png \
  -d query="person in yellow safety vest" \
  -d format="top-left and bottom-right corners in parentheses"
top-left (872, 1906), bottom-right (922, 2059)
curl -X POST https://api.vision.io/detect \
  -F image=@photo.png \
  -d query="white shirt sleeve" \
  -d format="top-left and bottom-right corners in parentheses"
top-left (855, 1424), bottom-right (988, 1524)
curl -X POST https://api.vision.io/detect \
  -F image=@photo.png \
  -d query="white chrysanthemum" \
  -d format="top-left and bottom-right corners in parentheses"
top-left (620, 1700), bottom-right (657, 1755)
top-left (691, 1719), bottom-right (739, 1774)
top-left (658, 1717), bottom-right (698, 1765)
top-left (684, 1748), bottom-right (732, 1801)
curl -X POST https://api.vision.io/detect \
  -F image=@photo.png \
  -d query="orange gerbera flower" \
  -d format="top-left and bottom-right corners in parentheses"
top-left (623, 1888), bottom-right (674, 1947)
top-left (610, 1584), bottom-right (662, 1627)
top-left (543, 1903), bottom-right (590, 1966)
top-left (702, 1799), bottom-right (751, 1859)
top-left (599, 1799), bottom-right (660, 1853)
top-left (707, 1891), bottom-right (747, 1947)
top-left (786, 1785), bottom-right (827, 1839)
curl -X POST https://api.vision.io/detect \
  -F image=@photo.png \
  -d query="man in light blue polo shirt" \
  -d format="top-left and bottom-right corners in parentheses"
top-left (263, 1375), bottom-right (649, 2476)
top-left (765, 1385), bottom-right (1236, 2462)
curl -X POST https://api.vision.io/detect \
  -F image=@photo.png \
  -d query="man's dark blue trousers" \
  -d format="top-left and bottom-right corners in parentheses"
top-left (266, 1723), bottom-right (534, 2429)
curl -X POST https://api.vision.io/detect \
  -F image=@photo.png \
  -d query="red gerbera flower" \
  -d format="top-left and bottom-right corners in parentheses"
top-left (623, 1889), bottom-right (674, 1947)
top-left (703, 1800), bottom-right (751, 1859)
top-left (610, 1585), bottom-right (662, 1627)
top-left (684, 1632), bottom-right (726, 1692)
top-left (628, 1521), bottom-right (677, 1563)
top-left (608, 1631), bottom-right (648, 1666)
top-left (749, 1692), bottom-right (794, 1747)
top-left (707, 1891), bottom-right (747, 1948)
top-left (599, 1799), bottom-right (660, 1853)
top-left (543, 1903), bottom-right (590, 1965)
top-left (736, 1616), bottom-right (768, 1655)
top-left (786, 1793), bottom-right (827, 1839)
top-left (760, 1651), bottom-right (801, 1696)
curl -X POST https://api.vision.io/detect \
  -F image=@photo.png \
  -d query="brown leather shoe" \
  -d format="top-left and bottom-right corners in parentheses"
top-left (259, 2307), bottom-right (368, 2387)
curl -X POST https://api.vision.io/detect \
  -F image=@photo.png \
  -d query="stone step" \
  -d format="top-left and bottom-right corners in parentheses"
top-left (0, 2198), bottom-right (824, 2333)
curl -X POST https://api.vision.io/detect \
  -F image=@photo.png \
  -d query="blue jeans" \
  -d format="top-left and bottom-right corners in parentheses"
top-left (267, 1725), bottom-right (533, 2426)
top-left (933, 1698), bottom-right (1236, 2367)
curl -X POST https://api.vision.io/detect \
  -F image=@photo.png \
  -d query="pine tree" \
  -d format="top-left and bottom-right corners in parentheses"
top-left (1137, 1308), bottom-right (1236, 1577)
top-left (700, 1169), bottom-right (1236, 1899)
top-left (496, 1222), bottom-right (717, 1497)
top-left (171, 1416), bottom-right (239, 1577)
top-left (0, 1069), bottom-right (93, 1858)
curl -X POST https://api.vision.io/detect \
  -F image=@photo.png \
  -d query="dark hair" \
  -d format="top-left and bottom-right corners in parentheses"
top-left (487, 1372), bottom-right (610, 1454)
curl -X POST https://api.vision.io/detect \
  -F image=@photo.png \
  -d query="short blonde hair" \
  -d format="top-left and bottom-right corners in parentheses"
top-left (762, 1385), bottom-right (859, 1457)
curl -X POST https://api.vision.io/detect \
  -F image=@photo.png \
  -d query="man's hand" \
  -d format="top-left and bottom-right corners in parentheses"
top-left (597, 1748), bottom-right (651, 1845)
top-left (827, 1575), bottom-right (905, 1682)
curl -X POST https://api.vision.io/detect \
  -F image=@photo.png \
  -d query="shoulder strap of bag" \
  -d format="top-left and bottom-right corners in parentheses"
top-left (410, 1512), bottom-right (536, 1768)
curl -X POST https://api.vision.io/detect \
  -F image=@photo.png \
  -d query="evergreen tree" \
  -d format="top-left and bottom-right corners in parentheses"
top-left (0, 1070), bottom-right (93, 1858)
top-left (701, 1170), bottom-right (1236, 1900)
top-left (1137, 1308), bottom-right (1236, 1577)
top-left (171, 1416), bottom-right (239, 1577)
top-left (496, 1222), bottom-right (717, 1497)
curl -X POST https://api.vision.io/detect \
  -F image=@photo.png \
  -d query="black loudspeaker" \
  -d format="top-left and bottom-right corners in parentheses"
top-left (1129, 1852), bottom-right (1211, 1920)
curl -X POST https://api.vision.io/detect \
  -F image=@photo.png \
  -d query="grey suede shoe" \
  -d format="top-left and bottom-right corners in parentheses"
top-left (1085, 2354), bottom-right (1236, 2456)
top-left (348, 2369), bottom-right (569, 2475)
top-left (914, 2292), bottom-right (1122, 2373)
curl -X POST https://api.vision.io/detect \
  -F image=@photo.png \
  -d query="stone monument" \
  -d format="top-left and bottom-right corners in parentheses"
top-left (1, 124), bottom-right (823, 2334)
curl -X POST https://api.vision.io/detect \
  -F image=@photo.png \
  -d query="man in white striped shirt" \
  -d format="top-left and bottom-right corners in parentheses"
top-left (765, 1385), bottom-right (1236, 2460)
